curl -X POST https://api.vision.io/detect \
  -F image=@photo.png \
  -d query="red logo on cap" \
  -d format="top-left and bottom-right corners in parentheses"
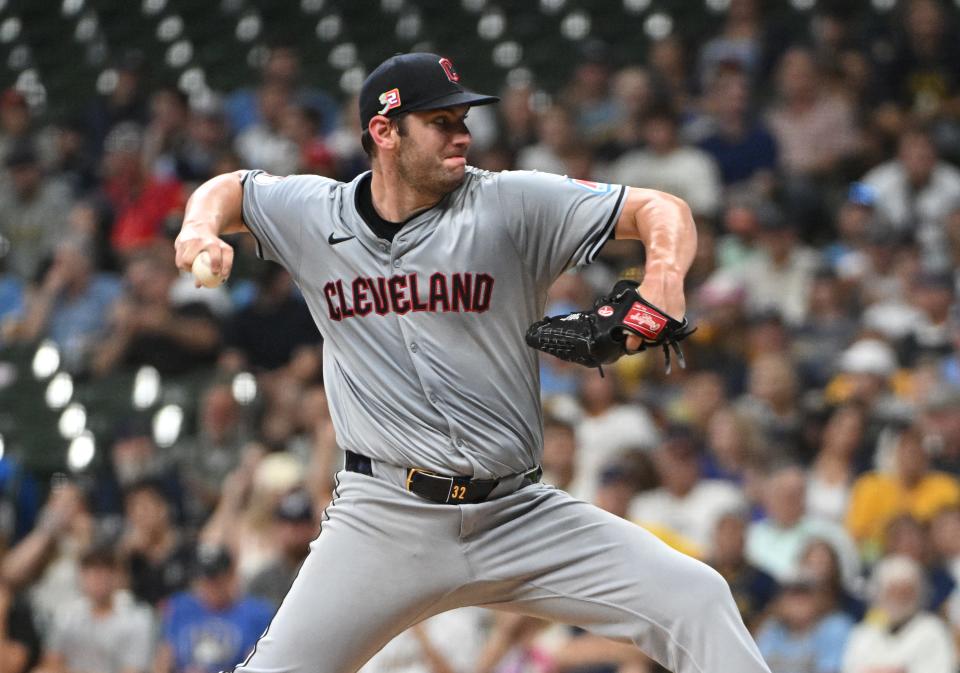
top-left (378, 88), bottom-right (401, 115)
top-left (439, 57), bottom-right (459, 83)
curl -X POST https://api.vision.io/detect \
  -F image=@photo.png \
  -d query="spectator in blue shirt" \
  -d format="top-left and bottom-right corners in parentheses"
top-left (757, 571), bottom-right (854, 673)
top-left (155, 545), bottom-right (274, 673)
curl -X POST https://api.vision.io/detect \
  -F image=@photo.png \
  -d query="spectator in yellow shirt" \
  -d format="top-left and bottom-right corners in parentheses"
top-left (846, 426), bottom-right (960, 560)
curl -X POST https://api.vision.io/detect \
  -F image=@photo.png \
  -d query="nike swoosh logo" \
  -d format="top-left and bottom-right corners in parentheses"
top-left (328, 233), bottom-right (356, 245)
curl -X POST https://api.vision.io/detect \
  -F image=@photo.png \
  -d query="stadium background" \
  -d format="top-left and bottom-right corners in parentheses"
top-left (1, 0), bottom-right (960, 671)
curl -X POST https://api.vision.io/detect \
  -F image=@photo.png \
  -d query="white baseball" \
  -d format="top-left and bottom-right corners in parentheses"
top-left (191, 251), bottom-right (225, 288)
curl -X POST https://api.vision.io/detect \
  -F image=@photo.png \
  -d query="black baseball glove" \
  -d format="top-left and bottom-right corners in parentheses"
top-left (525, 279), bottom-right (696, 374)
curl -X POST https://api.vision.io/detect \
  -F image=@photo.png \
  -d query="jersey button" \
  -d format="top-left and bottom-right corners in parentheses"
top-left (429, 393), bottom-right (439, 403)
top-left (456, 439), bottom-right (465, 447)
top-left (409, 343), bottom-right (418, 353)
top-left (380, 244), bottom-right (388, 252)
top-left (393, 259), bottom-right (401, 268)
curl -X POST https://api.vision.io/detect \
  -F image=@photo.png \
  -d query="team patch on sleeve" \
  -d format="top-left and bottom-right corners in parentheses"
top-left (566, 177), bottom-right (612, 194)
top-left (253, 172), bottom-right (286, 186)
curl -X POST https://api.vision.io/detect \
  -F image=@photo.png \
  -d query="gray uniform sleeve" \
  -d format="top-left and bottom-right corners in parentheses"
top-left (494, 170), bottom-right (626, 286)
top-left (241, 170), bottom-right (336, 276)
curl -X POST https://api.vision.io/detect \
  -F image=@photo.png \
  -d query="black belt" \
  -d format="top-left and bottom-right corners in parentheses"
top-left (344, 450), bottom-right (542, 504)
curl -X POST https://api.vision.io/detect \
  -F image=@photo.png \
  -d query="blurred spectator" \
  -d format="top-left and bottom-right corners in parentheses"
top-left (650, 35), bottom-right (694, 112)
top-left (827, 339), bottom-right (904, 444)
top-left (559, 40), bottom-right (617, 146)
top-left (569, 370), bottom-right (659, 503)
top-left (715, 195), bottom-right (771, 272)
top-left (596, 66), bottom-right (654, 157)
top-left (841, 555), bottom-right (956, 673)
top-left (223, 265), bottom-right (321, 371)
top-left (7, 236), bottom-right (121, 371)
top-left (224, 45), bottom-right (339, 137)
top-left (806, 404), bottom-right (867, 524)
top-left (824, 183), bottom-right (878, 279)
top-left (766, 46), bottom-right (860, 181)
top-left (100, 122), bottom-right (184, 255)
top-left (154, 545), bottom-right (273, 673)
top-left (736, 353), bottom-right (804, 463)
top-left (516, 106), bottom-right (577, 175)
top-left (83, 51), bottom-right (148, 156)
top-left (48, 116), bottom-right (98, 197)
top-left (247, 488), bottom-right (317, 607)
top-left (143, 87), bottom-right (192, 182)
top-left (201, 450), bottom-right (304, 585)
top-left (119, 478), bottom-right (194, 607)
top-left (794, 270), bottom-right (859, 388)
top-left (798, 538), bottom-right (866, 621)
top-left (0, 89), bottom-right (36, 165)
top-left (181, 94), bottom-right (231, 184)
top-left (540, 416), bottom-right (577, 492)
top-left (176, 383), bottom-right (248, 518)
top-left (473, 613), bottom-right (553, 673)
top-left (882, 514), bottom-right (956, 614)
top-left (234, 82), bottom-right (298, 177)
top-left (702, 406), bottom-right (763, 486)
top-left (694, 65), bottom-right (778, 194)
top-left (92, 250), bottom-right (220, 377)
top-left (39, 543), bottom-right (155, 673)
top-left (708, 509), bottom-right (779, 632)
top-left (0, 142), bottom-right (73, 281)
top-left (90, 420), bottom-right (185, 525)
top-left (360, 608), bottom-right (489, 673)
top-left (873, 0), bottom-right (960, 128)
top-left (0, 580), bottom-right (40, 673)
top-left (697, 0), bottom-right (768, 88)
top-left (756, 570), bottom-right (854, 673)
top-left (628, 429), bottom-right (744, 558)
top-left (0, 243), bottom-right (25, 338)
top-left (921, 389), bottom-right (960, 474)
top-left (930, 505), bottom-right (960, 585)
top-left (845, 426), bottom-right (960, 560)
top-left (279, 102), bottom-right (337, 177)
top-left (861, 125), bottom-right (960, 270)
top-left (897, 270), bottom-right (955, 367)
top-left (746, 465), bottom-right (860, 589)
top-left (610, 104), bottom-right (722, 219)
top-left (738, 212), bottom-right (819, 326)
top-left (494, 83), bottom-right (538, 154)
top-left (1, 479), bottom-right (94, 630)
top-left (594, 454), bottom-right (656, 519)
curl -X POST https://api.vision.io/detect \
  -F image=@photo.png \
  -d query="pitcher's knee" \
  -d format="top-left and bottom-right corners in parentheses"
top-left (671, 560), bottom-right (736, 618)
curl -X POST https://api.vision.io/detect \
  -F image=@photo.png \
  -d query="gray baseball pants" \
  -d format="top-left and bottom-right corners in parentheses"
top-left (234, 463), bottom-right (771, 673)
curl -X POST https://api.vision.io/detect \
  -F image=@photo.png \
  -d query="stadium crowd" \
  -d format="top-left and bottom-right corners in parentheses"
top-left (3, 0), bottom-right (960, 671)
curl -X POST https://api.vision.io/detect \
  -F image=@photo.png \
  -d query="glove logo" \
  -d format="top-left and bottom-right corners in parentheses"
top-left (597, 305), bottom-right (614, 317)
top-left (378, 88), bottom-right (402, 115)
top-left (623, 303), bottom-right (667, 339)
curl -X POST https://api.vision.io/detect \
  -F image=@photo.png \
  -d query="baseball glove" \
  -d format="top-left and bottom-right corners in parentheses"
top-left (525, 279), bottom-right (695, 374)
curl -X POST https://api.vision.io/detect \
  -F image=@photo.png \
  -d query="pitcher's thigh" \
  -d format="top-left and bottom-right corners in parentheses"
top-left (235, 481), bottom-right (468, 673)
top-left (480, 493), bottom-right (769, 673)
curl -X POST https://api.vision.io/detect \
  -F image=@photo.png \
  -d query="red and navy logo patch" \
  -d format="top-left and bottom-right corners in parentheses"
top-left (622, 302), bottom-right (667, 339)
top-left (567, 177), bottom-right (612, 194)
top-left (439, 57), bottom-right (459, 83)
top-left (378, 88), bottom-right (401, 115)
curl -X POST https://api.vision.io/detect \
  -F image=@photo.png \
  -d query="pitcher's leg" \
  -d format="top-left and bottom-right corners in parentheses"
top-left (470, 486), bottom-right (770, 673)
top-left (235, 472), bottom-right (470, 673)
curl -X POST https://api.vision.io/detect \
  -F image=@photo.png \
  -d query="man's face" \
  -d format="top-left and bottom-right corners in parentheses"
top-left (395, 105), bottom-right (471, 196)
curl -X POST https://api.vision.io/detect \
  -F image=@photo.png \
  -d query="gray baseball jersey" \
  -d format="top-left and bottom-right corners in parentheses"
top-left (241, 167), bottom-right (624, 478)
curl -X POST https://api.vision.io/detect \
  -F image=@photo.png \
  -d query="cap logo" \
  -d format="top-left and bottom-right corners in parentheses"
top-left (378, 88), bottom-right (401, 115)
top-left (438, 57), bottom-right (459, 83)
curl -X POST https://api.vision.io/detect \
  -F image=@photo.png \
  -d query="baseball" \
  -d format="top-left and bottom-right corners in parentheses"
top-left (191, 251), bottom-right (225, 288)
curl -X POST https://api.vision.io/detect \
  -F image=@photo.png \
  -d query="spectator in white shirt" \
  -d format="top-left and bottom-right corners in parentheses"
top-left (629, 428), bottom-right (745, 558)
top-left (611, 105), bottom-right (723, 219)
top-left (861, 125), bottom-right (960, 270)
top-left (842, 555), bottom-right (957, 673)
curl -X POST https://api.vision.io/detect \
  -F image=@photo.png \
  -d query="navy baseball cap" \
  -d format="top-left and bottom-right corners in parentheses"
top-left (359, 53), bottom-right (499, 131)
